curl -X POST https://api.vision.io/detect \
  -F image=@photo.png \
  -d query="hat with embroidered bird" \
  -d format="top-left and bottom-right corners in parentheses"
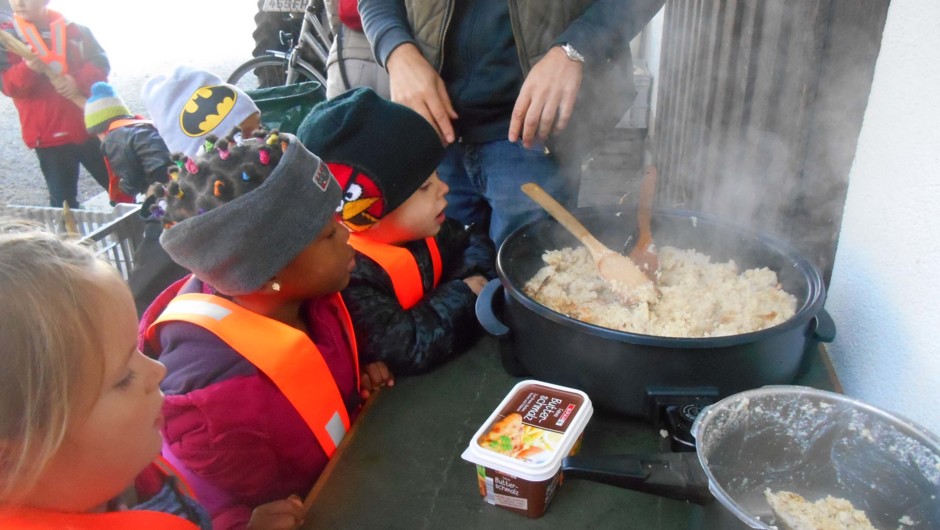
top-left (297, 87), bottom-right (444, 232)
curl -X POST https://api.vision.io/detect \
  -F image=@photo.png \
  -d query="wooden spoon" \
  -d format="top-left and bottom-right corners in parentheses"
top-left (628, 164), bottom-right (659, 280)
top-left (521, 183), bottom-right (654, 300)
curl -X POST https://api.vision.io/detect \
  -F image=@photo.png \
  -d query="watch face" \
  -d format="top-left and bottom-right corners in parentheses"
top-left (563, 43), bottom-right (585, 63)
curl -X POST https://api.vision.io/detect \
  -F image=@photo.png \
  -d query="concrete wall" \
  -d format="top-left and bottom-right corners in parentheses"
top-left (826, 0), bottom-right (940, 435)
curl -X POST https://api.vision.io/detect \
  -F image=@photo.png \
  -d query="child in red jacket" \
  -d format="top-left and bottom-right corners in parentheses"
top-left (0, 223), bottom-right (304, 529)
top-left (0, 0), bottom-right (110, 207)
top-left (141, 130), bottom-right (392, 529)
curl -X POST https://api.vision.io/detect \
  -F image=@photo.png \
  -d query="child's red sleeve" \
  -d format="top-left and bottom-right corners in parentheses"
top-left (0, 53), bottom-right (43, 97)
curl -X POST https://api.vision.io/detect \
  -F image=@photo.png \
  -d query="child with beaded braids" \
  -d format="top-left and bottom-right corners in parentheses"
top-left (139, 130), bottom-right (393, 530)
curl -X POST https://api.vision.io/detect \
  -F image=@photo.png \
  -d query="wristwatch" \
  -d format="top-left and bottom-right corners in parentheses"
top-left (560, 43), bottom-right (585, 63)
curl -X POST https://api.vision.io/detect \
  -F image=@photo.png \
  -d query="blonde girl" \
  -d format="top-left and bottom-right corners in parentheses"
top-left (0, 223), bottom-right (304, 529)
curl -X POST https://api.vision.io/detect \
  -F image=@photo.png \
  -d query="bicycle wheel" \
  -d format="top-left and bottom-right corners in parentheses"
top-left (228, 54), bottom-right (323, 91)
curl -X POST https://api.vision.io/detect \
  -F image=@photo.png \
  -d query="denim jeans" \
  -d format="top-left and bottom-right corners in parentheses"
top-left (35, 138), bottom-right (109, 208)
top-left (437, 139), bottom-right (576, 246)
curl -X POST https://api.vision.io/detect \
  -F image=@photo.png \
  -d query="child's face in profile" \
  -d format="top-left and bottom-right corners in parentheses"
top-left (369, 172), bottom-right (449, 244)
top-left (275, 218), bottom-right (357, 298)
top-left (11, 0), bottom-right (48, 21)
top-left (26, 267), bottom-right (167, 512)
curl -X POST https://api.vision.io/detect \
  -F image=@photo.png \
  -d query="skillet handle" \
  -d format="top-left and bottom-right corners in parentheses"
top-left (561, 453), bottom-right (714, 505)
top-left (475, 278), bottom-right (510, 338)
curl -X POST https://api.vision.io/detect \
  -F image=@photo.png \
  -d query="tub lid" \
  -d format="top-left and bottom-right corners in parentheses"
top-left (462, 380), bottom-right (593, 482)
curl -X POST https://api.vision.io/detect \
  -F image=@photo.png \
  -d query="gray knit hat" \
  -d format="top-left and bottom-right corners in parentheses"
top-left (160, 133), bottom-right (342, 295)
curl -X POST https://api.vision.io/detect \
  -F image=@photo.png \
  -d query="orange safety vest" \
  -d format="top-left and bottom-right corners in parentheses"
top-left (146, 293), bottom-right (360, 457)
top-left (101, 118), bottom-right (153, 204)
top-left (348, 234), bottom-right (442, 310)
top-left (13, 10), bottom-right (69, 75)
top-left (0, 456), bottom-right (200, 530)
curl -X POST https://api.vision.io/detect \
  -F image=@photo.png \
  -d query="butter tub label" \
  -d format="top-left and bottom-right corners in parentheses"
top-left (477, 383), bottom-right (585, 463)
top-left (477, 466), bottom-right (559, 517)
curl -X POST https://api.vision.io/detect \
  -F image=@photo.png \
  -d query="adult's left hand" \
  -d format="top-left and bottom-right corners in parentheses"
top-left (508, 46), bottom-right (583, 149)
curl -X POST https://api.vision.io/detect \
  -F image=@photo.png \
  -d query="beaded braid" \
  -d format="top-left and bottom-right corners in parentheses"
top-left (161, 130), bottom-right (287, 228)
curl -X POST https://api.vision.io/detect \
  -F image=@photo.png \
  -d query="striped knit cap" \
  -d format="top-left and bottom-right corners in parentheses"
top-left (85, 82), bottom-right (134, 134)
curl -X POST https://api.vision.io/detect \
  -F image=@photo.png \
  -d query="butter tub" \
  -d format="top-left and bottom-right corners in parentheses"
top-left (461, 380), bottom-right (593, 518)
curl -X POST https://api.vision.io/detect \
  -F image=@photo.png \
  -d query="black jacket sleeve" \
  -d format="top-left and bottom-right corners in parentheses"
top-left (341, 219), bottom-right (495, 374)
top-left (103, 124), bottom-right (172, 196)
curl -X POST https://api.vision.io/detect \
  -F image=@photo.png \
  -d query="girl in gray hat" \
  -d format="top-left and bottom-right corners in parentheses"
top-left (140, 130), bottom-right (392, 529)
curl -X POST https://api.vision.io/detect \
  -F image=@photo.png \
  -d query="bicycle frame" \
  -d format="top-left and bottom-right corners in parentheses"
top-left (274, 0), bottom-right (330, 85)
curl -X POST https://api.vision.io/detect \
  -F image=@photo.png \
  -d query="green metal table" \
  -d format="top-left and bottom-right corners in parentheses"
top-left (303, 336), bottom-right (837, 529)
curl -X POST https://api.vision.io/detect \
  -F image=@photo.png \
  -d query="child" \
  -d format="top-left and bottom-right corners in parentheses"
top-left (141, 65), bottom-right (262, 157)
top-left (0, 222), bottom-right (305, 529)
top-left (131, 66), bottom-right (264, 315)
top-left (84, 81), bottom-right (172, 204)
top-left (0, 0), bottom-right (110, 208)
top-left (298, 87), bottom-right (495, 374)
top-left (140, 130), bottom-right (392, 529)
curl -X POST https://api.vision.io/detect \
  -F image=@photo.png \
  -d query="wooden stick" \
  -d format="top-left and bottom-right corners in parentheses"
top-left (0, 31), bottom-right (86, 108)
top-left (61, 201), bottom-right (79, 237)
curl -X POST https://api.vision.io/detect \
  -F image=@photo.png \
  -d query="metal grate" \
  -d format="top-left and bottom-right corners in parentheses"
top-left (0, 204), bottom-right (144, 280)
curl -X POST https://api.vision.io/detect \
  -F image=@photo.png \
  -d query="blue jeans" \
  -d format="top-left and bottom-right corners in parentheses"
top-left (437, 139), bottom-right (576, 246)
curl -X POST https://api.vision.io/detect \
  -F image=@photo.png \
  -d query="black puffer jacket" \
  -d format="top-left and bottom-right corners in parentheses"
top-left (341, 218), bottom-right (495, 374)
top-left (101, 122), bottom-right (172, 196)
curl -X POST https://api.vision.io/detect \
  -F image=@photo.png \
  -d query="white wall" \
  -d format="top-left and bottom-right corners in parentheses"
top-left (826, 0), bottom-right (940, 435)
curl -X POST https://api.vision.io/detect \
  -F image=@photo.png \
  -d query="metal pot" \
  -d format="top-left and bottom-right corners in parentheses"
top-left (476, 206), bottom-right (836, 417)
top-left (561, 386), bottom-right (940, 529)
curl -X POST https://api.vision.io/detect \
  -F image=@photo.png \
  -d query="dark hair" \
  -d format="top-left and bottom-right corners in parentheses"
top-left (160, 130), bottom-right (289, 226)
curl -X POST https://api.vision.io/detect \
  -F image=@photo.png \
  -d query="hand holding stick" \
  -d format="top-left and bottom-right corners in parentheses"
top-left (0, 31), bottom-right (86, 108)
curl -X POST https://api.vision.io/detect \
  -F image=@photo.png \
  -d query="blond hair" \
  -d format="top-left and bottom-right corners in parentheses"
top-left (0, 221), bottom-right (119, 503)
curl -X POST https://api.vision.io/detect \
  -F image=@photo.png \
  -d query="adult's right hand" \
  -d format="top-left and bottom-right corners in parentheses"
top-left (385, 43), bottom-right (458, 145)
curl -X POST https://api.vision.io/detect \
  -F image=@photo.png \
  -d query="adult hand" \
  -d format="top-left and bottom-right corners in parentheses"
top-left (508, 46), bottom-right (583, 149)
top-left (386, 43), bottom-right (458, 145)
top-left (247, 495), bottom-right (305, 530)
top-left (360, 361), bottom-right (394, 399)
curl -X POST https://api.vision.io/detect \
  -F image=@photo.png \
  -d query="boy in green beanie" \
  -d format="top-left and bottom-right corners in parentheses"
top-left (298, 87), bottom-right (495, 374)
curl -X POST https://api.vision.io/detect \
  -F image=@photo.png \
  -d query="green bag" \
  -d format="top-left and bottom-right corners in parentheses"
top-left (247, 81), bottom-right (326, 135)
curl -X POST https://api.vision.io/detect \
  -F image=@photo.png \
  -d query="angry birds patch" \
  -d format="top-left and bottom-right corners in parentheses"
top-left (327, 163), bottom-right (385, 232)
top-left (179, 85), bottom-right (238, 138)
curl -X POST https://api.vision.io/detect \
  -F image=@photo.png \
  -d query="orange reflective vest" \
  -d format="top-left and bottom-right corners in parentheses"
top-left (0, 457), bottom-right (200, 530)
top-left (348, 234), bottom-right (442, 310)
top-left (13, 10), bottom-right (69, 75)
top-left (102, 118), bottom-right (153, 204)
top-left (146, 293), bottom-right (359, 457)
